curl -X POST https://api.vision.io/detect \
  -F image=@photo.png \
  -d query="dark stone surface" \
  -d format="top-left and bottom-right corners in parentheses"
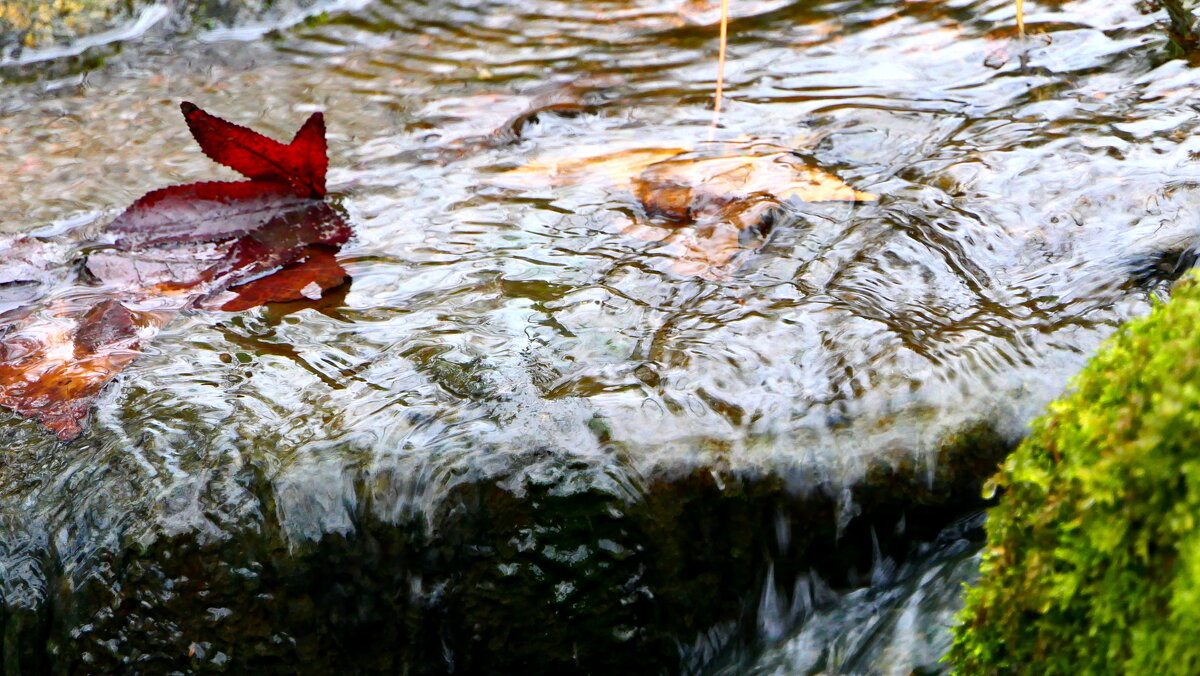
top-left (0, 420), bottom-right (1009, 674)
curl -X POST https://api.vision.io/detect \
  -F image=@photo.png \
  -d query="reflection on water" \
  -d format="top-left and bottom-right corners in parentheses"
top-left (2, 0), bottom-right (1199, 672)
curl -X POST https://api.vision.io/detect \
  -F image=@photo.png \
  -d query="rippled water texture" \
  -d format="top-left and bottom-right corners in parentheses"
top-left (2, 0), bottom-right (1199, 672)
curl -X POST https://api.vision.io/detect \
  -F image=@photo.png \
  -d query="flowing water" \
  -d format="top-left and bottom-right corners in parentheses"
top-left (2, 0), bottom-right (1199, 673)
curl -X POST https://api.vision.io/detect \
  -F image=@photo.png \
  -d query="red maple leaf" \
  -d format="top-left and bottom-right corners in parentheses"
top-left (181, 101), bottom-right (327, 198)
top-left (97, 104), bottom-right (350, 299)
top-left (0, 102), bottom-right (351, 440)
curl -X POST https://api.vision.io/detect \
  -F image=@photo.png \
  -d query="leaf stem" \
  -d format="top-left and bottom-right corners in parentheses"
top-left (710, 0), bottom-right (730, 133)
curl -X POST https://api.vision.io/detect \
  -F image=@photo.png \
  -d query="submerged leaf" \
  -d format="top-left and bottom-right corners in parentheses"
top-left (502, 145), bottom-right (875, 214)
top-left (502, 143), bottom-right (875, 278)
top-left (91, 199), bottom-right (350, 298)
top-left (216, 201), bottom-right (351, 284)
top-left (498, 147), bottom-right (690, 189)
top-left (72, 300), bottom-right (143, 356)
top-left (621, 197), bottom-right (778, 279)
top-left (0, 299), bottom-right (166, 440)
top-left (632, 151), bottom-right (877, 222)
top-left (106, 180), bottom-right (315, 249)
top-left (214, 245), bottom-right (347, 312)
top-left (86, 240), bottom-right (238, 296)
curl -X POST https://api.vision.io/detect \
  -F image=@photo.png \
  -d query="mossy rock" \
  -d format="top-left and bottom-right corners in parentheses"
top-left (951, 272), bottom-right (1200, 674)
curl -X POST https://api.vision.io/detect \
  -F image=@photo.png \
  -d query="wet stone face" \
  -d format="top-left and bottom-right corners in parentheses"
top-left (1, 0), bottom-right (1199, 673)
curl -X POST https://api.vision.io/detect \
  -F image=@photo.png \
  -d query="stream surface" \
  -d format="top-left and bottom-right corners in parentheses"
top-left (2, 0), bottom-right (1199, 673)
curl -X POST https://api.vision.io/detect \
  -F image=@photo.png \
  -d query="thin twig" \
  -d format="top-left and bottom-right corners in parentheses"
top-left (1016, 0), bottom-right (1025, 39)
top-left (710, 0), bottom-right (730, 133)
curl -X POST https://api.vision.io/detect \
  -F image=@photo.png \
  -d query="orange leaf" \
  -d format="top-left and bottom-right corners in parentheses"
top-left (217, 245), bottom-right (347, 312)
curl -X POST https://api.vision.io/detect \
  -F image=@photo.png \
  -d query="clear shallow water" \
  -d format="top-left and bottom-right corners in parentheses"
top-left (2, 0), bottom-right (1199, 672)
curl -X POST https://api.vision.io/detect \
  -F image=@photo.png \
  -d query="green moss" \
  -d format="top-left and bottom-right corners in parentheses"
top-left (951, 272), bottom-right (1200, 674)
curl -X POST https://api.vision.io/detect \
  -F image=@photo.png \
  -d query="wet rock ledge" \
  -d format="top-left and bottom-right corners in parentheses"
top-left (0, 414), bottom-right (1009, 674)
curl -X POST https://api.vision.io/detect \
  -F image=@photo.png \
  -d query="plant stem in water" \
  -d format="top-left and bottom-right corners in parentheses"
top-left (711, 0), bottom-right (730, 132)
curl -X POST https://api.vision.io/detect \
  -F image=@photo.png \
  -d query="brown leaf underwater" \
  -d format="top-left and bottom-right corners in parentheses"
top-left (214, 245), bottom-right (347, 312)
top-left (497, 143), bottom-right (876, 278)
top-left (0, 299), bottom-right (170, 440)
top-left (499, 147), bottom-right (689, 189)
top-left (632, 151), bottom-right (877, 220)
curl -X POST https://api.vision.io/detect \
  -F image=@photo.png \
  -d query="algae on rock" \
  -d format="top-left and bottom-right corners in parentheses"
top-left (951, 272), bottom-right (1200, 675)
